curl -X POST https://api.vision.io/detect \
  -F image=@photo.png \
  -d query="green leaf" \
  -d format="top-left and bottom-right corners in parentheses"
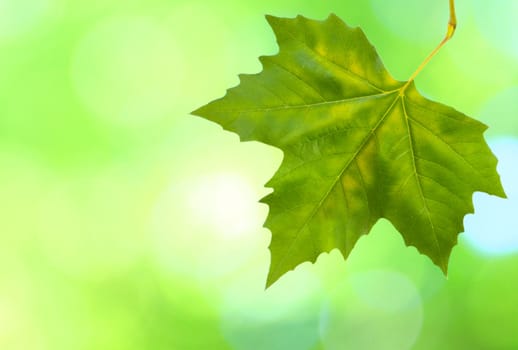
top-left (192, 14), bottom-right (506, 288)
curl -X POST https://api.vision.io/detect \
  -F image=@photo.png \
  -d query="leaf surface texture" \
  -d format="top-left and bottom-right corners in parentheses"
top-left (193, 14), bottom-right (506, 287)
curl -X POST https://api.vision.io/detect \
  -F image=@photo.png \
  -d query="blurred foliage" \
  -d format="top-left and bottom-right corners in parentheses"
top-left (0, 0), bottom-right (517, 349)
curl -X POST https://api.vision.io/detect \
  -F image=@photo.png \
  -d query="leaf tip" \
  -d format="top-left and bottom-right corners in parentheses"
top-left (264, 14), bottom-right (280, 26)
top-left (265, 265), bottom-right (282, 289)
top-left (439, 260), bottom-right (449, 276)
top-left (190, 105), bottom-right (205, 118)
top-left (494, 176), bottom-right (508, 199)
top-left (258, 191), bottom-right (273, 204)
top-left (326, 13), bottom-right (341, 24)
top-left (433, 244), bottom-right (454, 276)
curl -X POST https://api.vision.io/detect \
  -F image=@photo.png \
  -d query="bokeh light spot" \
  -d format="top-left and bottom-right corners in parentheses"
top-left (0, 0), bottom-right (56, 41)
top-left (320, 269), bottom-right (423, 350)
top-left (151, 172), bottom-right (265, 280)
top-left (71, 16), bottom-right (185, 127)
top-left (471, 0), bottom-right (518, 59)
top-left (220, 268), bottom-right (323, 350)
top-left (464, 137), bottom-right (518, 255)
top-left (186, 173), bottom-right (260, 239)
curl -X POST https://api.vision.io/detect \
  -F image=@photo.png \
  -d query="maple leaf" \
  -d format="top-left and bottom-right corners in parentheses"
top-left (192, 14), bottom-right (506, 287)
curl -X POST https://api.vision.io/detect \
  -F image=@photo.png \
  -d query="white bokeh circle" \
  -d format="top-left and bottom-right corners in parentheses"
top-left (150, 171), bottom-right (265, 280)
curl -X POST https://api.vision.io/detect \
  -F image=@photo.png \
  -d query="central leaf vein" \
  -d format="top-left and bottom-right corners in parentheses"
top-left (401, 97), bottom-right (444, 269)
top-left (270, 92), bottom-right (401, 274)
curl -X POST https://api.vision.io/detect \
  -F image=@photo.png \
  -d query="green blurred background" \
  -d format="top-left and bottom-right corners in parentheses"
top-left (1, 0), bottom-right (517, 349)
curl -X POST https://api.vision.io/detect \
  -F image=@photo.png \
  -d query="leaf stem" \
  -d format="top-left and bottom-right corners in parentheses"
top-left (400, 0), bottom-right (457, 93)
